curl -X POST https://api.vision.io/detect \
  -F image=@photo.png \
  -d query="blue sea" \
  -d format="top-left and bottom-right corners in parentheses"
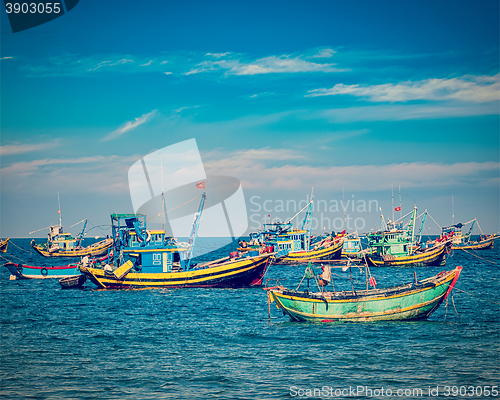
top-left (1, 238), bottom-right (499, 399)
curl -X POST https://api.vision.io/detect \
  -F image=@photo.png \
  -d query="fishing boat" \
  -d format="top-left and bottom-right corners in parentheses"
top-left (246, 191), bottom-right (344, 264)
top-left (365, 207), bottom-right (449, 267)
top-left (29, 194), bottom-right (113, 258)
top-left (30, 222), bottom-right (112, 258)
top-left (79, 193), bottom-right (274, 289)
top-left (0, 238), bottom-right (9, 253)
top-left (4, 254), bottom-right (109, 280)
top-left (266, 265), bottom-right (462, 322)
top-left (452, 235), bottom-right (496, 250)
top-left (442, 219), bottom-right (498, 250)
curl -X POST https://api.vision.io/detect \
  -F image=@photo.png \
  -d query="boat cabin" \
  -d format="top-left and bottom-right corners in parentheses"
top-left (111, 213), bottom-right (190, 273)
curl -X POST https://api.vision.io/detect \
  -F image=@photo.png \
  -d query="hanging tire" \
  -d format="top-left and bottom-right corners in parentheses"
top-left (41, 268), bottom-right (48, 277)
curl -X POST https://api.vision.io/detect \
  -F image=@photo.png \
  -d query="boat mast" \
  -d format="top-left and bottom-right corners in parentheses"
top-left (417, 210), bottom-right (427, 244)
top-left (301, 188), bottom-right (314, 251)
top-left (398, 185), bottom-right (402, 219)
top-left (186, 192), bottom-right (207, 270)
top-left (57, 191), bottom-right (62, 229)
top-left (406, 207), bottom-right (417, 251)
top-left (161, 161), bottom-right (166, 232)
top-left (465, 219), bottom-right (476, 243)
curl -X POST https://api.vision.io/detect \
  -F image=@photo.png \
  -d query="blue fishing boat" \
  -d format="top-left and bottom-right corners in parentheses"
top-left (80, 193), bottom-right (274, 289)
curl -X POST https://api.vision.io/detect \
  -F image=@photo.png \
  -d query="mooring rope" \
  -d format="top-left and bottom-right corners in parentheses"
top-left (459, 248), bottom-right (498, 265)
top-left (0, 253), bottom-right (28, 264)
top-left (9, 241), bottom-right (31, 253)
top-left (453, 287), bottom-right (500, 305)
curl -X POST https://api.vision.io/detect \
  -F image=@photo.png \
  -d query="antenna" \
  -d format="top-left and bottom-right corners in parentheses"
top-left (57, 191), bottom-right (62, 228)
top-left (343, 187), bottom-right (346, 228)
top-left (452, 195), bottom-right (454, 225)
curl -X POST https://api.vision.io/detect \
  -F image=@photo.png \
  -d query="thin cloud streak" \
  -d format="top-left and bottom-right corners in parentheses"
top-left (102, 110), bottom-right (158, 141)
top-left (0, 140), bottom-right (60, 155)
top-left (307, 74), bottom-right (500, 103)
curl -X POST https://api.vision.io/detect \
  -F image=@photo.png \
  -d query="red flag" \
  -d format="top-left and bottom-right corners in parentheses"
top-left (196, 181), bottom-right (205, 189)
top-left (57, 210), bottom-right (61, 214)
top-left (395, 206), bottom-right (401, 211)
top-left (369, 276), bottom-right (377, 287)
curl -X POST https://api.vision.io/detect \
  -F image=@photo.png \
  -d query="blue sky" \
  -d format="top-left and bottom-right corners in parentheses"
top-left (1, 0), bottom-right (499, 238)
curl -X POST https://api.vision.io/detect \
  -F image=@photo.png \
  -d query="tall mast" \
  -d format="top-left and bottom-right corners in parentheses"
top-left (161, 161), bottom-right (165, 232)
top-left (398, 185), bottom-right (402, 219)
top-left (391, 184), bottom-right (394, 225)
top-left (301, 188), bottom-right (314, 251)
top-left (186, 192), bottom-right (207, 270)
top-left (57, 191), bottom-right (62, 228)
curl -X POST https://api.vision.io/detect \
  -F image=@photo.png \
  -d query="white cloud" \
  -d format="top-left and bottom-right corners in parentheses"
top-left (0, 56), bottom-right (13, 60)
top-left (140, 60), bottom-right (153, 66)
top-left (0, 140), bottom-right (59, 155)
top-left (307, 74), bottom-right (500, 103)
top-left (102, 109), bottom-right (158, 141)
top-left (311, 48), bottom-right (336, 58)
top-left (1, 155), bottom-right (138, 194)
top-left (202, 148), bottom-right (499, 192)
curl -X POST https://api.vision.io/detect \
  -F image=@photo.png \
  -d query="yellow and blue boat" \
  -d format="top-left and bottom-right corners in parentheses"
top-left (80, 194), bottom-right (274, 289)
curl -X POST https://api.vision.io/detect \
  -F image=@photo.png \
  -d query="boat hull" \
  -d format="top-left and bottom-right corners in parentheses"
top-left (367, 244), bottom-right (446, 267)
top-left (0, 238), bottom-right (9, 253)
top-left (452, 238), bottom-right (494, 250)
top-left (59, 274), bottom-right (87, 288)
top-left (277, 239), bottom-right (343, 264)
top-left (80, 253), bottom-right (272, 289)
top-left (269, 267), bottom-right (462, 323)
top-left (5, 262), bottom-right (81, 279)
top-left (31, 238), bottom-right (113, 258)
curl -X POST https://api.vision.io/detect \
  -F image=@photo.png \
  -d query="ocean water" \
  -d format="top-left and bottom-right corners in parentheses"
top-left (1, 238), bottom-right (499, 399)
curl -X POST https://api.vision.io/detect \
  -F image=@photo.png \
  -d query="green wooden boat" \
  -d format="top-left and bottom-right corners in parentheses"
top-left (267, 266), bottom-right (462, 322)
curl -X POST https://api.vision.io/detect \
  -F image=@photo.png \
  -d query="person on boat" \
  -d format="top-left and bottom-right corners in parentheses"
top-left (318, 264), bottom-right (331, 287)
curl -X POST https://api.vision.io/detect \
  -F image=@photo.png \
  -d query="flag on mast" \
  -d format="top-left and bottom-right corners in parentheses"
top-left (395, 206), bottom-right (401, 212)
top-left (196, 181), bottom-right (205, 189)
